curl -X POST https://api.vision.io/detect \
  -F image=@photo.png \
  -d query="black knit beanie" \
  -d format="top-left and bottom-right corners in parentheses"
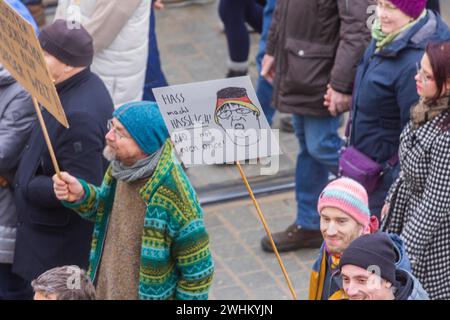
top-left (339, 233), bottom-right (397, 284)
top-left (39, 19), bottom-right (94, 67)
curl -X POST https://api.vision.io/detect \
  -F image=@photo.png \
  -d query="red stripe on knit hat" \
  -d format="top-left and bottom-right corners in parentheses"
top-left (216, 96), bottom-right (253, 110)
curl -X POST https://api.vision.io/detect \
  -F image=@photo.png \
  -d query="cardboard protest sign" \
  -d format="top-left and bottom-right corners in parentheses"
top-left (155, 78), bottom-right (295, 299)
top-left (153, 76), bottom-right (280, 166)
top-left (0, 0), bottom-right (69, 128)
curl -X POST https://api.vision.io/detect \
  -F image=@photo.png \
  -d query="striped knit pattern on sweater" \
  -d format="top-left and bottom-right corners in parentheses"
top-left (63, 140), bottom-right (214, 300)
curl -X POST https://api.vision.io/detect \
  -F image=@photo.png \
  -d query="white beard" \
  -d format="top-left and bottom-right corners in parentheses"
top-left (103, 146), bottom-right (117, 162)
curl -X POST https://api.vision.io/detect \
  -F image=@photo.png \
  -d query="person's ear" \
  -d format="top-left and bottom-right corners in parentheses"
top-left (358, 224), bottom-right (366, 236)
top-left (385, 280), bottom-right (393, 289)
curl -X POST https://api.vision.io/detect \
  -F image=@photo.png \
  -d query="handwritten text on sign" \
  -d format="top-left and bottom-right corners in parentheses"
top-left (153, 77), bottom-right (280, 166)
top-left (0, 0), bottom-right (68, 127)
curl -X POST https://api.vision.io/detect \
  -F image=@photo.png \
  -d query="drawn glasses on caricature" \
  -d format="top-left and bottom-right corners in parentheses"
top-left (214, 87), bottom-right (262, 146)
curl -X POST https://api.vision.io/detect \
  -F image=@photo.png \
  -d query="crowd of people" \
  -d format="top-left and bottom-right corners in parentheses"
top-left (0, 0), bottom-right (449, 301)
top-left (255, 0), bottom-right (450, 300)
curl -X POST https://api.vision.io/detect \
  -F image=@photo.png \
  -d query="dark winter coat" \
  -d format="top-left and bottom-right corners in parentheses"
top-left (350, 10), bottom-right (450, 164)
top-left (383, 107), bottom-right (450, 300)
top-left (12, 68), bottom-right (113, 281)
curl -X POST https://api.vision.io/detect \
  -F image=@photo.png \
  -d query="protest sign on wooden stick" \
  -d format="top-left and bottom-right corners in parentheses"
top-left (153, 77), bottom-right (297, 300)
top-left (0, 0), bottom-right (68, 128)
top-left (0, 0), bottom-right (68, 176)
top-left (32, 98), bottom-right (61, 176)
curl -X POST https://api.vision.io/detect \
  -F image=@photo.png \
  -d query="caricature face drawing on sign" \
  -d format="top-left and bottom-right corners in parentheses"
top-left (214, 87), bottom-right (261, 146)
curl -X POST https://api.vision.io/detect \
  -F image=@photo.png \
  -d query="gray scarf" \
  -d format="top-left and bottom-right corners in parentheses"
top-left (111, 148), bottom-right (163, 183)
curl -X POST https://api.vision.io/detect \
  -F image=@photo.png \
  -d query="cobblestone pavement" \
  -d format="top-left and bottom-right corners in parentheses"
top-left (203, 193), bottom-right (316, 300)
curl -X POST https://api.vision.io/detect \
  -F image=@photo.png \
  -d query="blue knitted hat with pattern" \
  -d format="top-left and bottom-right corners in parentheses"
top-left (113, 101), bottom-right (169, 155)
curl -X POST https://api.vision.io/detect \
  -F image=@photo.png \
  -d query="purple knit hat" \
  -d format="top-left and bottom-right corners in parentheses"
top-left (389, 0), bottom-right (427, 19)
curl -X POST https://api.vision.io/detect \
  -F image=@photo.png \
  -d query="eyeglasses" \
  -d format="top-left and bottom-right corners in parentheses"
top-left (107, 119), bottom-right (129, 140)
top-left (376, 0), bottom-right (398, 11)
top-left (216, 105), bottom-right (254, 120)
top-left (416, 62), bottom-right (435, 85)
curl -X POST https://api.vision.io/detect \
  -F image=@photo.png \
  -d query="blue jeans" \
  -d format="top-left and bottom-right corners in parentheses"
top-left (293, 115), bottom-right (343, 230)
top-left (143, 9), bottom-right (168, 102)
top-left (0, 263), bottom-right (32, 300)
top-left (256, 0), bottom-right (276, 125)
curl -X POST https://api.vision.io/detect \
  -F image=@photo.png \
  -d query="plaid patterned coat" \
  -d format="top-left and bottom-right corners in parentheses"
top-left (382, 110), bottom-right (450, 300)
top-left (64, 140), bottom-right (214, 299)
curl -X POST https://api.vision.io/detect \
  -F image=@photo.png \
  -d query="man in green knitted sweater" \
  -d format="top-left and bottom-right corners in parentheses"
top-left (52, 101), bottom-right (214, 300)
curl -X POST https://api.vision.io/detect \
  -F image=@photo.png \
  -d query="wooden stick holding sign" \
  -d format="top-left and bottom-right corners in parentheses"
top-left (236, 162), bottom-right (298, 300)
top-left (32, 98), bottom-right (61, 177)
top-left (0, 0), bottom-right (69, 176)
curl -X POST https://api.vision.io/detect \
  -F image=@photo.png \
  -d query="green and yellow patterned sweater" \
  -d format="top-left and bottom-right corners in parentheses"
top-left (63, 140), bottom-right (214, 300)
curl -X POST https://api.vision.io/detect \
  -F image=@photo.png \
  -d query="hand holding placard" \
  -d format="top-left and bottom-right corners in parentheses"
top-left (52, 172), bottom-right (85, 203)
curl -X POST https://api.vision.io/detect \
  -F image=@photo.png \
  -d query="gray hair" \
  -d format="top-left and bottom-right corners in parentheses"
top-left (31, 266), bottom-right (96, 300)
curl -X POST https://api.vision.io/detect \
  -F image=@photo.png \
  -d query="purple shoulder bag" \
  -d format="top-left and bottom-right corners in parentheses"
top-left (339, 108), bottom-right (398, 194)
